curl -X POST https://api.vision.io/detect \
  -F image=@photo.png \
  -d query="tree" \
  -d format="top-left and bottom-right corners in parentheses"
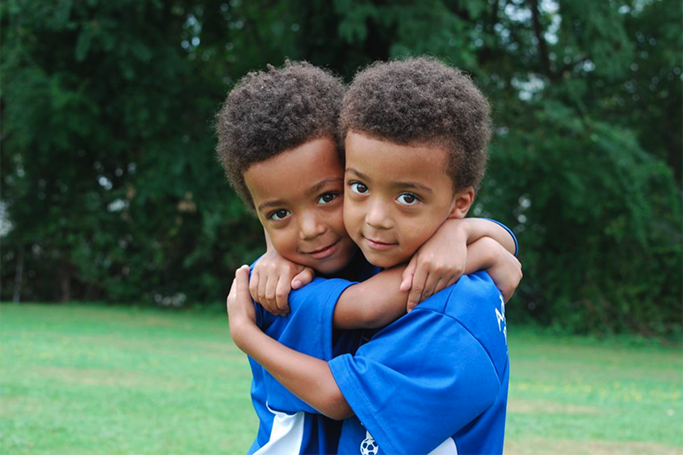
top-left (2, 0), bottom-right (680, 335)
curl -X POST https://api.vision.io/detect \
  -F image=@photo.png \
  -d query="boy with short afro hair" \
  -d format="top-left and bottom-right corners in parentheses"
top-left (217, 61), bottom-right (365, 454)
top-left (340, 56), bottom-right (490, 192)
top-left (228, 56), bottom-right (515, 455)
top-left (216, 60), bottom-right (345, 207)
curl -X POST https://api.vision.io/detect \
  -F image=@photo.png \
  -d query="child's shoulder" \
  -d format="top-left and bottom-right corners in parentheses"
top-left (420, 271), bottom-right (502, 317)
top-left (417, 271), bottom-right (508, 373)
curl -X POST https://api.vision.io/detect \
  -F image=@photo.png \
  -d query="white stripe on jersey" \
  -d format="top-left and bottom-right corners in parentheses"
top-left (253, 403), bottom-right (305, 455)
top-left (428, 437), bottom-right (458, 455)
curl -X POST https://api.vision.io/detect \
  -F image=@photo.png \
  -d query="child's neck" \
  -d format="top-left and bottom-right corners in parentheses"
top-left (319, 248), bottom-right (368, 281)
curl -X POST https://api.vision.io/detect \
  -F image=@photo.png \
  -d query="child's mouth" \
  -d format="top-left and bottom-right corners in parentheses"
top-left (363, 236), bottom-right (397, 251)
top-left (307, 240), bottom-right (340, 259)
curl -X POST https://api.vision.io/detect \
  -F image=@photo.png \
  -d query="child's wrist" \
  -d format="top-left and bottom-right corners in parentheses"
top-left (485, 237), bottom-right (506, 268)
top-left (446, 218), bottom-right (471, 243)
top-left (230, 316), bottom-right (258, 349)
top-left (475, 236), bottom-right (500, 269)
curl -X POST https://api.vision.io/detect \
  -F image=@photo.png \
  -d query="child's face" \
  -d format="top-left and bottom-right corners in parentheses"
top-left (244, 137), bottom-right (358, 275)
top-left (343, 131), bottom-right (472, 268)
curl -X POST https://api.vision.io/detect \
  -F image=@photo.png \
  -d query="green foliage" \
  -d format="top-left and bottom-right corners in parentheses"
top-left (483, 107), bottom-right (681, 335)
top-left (2, 0), bottom-right (680, 335)
top-left (1, 0), bottom-right (265, 304)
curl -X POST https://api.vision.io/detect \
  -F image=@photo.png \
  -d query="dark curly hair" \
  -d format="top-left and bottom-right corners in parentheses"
top-left (215, 61), bottom-right (345, 206)
top-left (341, 57), bottom-right (491, 191)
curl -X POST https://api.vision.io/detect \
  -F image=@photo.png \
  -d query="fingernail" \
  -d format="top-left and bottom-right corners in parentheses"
top-left (292, 280), bottom-right (301, 288)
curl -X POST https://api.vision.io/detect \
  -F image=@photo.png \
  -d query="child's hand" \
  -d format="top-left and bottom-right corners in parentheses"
top-left (250, 250), bottom-right (314, 316)
top-left (483, 240), bottom-right (523, 302)
top-left (400, 219), bottom-right (469, 311)
top-left (227, 265), bottom-right (258, 343)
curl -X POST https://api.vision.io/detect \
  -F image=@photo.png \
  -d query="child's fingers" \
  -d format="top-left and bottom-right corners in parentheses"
top-left (506, 258), bottom-right (522, 302)
top-left (425, 274), bottom-right (449, 301)
top-left (407, 264), bottom-right (428, 310)
top-left (229, 277), bottom-right (237, 298)
top-left (420, 271), bottom-right (441, 301)
top-left (232, 266), bottom-right (258, 325)
top-left (249, 270), bottom-right (260, 302)
top-left (257, 274), bottom-right (269, 310)
top-left (291, 267), bottom-right (314, 290)
top-left (444, 275), bottom-right (459, 289)
top-left (435, 273), bottom-right (458, 296)
top-left (264, 274), bottom-right (279, 315)
top-left (406, 298), bottom-right (418, 312)
top-left (400, 256), bottom-right (417, 292)
top-left (227, 277), bottom-right (237, 312)
top-left (274, 276), bottom-right (291, 316)
top-left (235, 266), bottom-right (251, 298)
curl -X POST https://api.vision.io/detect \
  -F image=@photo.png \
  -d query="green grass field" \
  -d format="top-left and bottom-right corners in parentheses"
top-left (1, 304), bottom-right (681, 455)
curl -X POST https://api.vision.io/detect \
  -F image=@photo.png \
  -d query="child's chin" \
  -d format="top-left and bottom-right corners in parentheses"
top-left (312, 255), bottom-right (353, 275)
top-left (362, 250), bottom-right (404, 269)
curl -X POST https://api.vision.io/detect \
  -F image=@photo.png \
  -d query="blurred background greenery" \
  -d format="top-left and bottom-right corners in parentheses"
top-left (1, 0), bottom-right (681, 336)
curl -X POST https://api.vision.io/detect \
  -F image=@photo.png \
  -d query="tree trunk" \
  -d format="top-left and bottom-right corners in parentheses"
top-left (58, 259), bottom-right (72, 302)
top-left (12, 245), bottom-right (24, 303)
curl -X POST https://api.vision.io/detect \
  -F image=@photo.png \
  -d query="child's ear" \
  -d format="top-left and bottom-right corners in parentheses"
top-left (448, 187), bottom-right (475, 219)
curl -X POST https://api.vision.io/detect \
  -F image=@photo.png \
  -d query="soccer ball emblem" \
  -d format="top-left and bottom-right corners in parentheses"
top-left (360, 431), bottom-right (378, 455)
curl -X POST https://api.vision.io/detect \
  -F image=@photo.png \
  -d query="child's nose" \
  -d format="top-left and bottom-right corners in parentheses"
top-left (299, 212), bottom-right (326, 240)
top-left (365, 198), bottom-right (392, 230)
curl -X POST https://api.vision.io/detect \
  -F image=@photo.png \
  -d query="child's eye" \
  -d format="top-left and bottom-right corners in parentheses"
top-left (397, 193), bottom-right (419, 206)
top-left (268, 209), bottom-right (291, 221)
top-left (349, 182), bottom-right (369, 195)
top-left (317, 192), bottom-right (339, 204)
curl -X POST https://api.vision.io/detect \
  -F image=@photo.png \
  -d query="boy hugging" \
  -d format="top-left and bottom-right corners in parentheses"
top-left (217, 58), bottom-right (521, 455)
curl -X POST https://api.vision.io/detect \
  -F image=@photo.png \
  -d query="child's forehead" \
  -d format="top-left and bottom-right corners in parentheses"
top-left (244, 137), bottom-right (344, 205)
top-left (345, 133), bottom-right (449, 174)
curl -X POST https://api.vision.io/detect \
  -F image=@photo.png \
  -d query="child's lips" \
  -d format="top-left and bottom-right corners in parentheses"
top-left (306, 240), bottom-right (340, 259)
top-left (363, 236), bottom-right (397, 251)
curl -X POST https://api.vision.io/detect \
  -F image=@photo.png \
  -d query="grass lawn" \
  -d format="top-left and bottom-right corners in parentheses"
top-left (1, 303), bottom-right (681, 455)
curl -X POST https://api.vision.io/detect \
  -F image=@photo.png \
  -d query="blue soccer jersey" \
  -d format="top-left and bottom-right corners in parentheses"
top-left (246, 256), bottom-right (378, 455)
top-left (329, 271), bottom-right (510, 455)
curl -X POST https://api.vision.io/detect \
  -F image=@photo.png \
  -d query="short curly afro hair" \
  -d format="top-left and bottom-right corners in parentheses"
top-left (341, 57), bottom-right (491, 191)
top-left (215, 61), bottom-right (345, 206)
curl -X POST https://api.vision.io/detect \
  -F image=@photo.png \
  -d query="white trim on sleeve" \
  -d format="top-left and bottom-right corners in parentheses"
top-left (253, 403), bottom-right (305, 455)
top-left (428, 437), bottom-right (458, 455)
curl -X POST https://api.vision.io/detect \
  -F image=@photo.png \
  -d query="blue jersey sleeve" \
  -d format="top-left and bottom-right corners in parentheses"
top-left (256, 277), bottom-right (362, 414)
top-left (483, 218), bottom-right (518, 257)
top-left (329, 275), bottom-right (507, 455)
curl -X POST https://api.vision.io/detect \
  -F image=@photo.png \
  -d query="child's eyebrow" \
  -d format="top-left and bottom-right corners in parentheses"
top-left (345, 168), bottom-right (368, 180)
top-left (346, 168), bottom-right (432, 194)
top-left (305, 178), bottom-right (344, 197)
top-left (257, 199), bottom-right (286, 212)
top-left (390, 181), bottom-right (433, 194)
